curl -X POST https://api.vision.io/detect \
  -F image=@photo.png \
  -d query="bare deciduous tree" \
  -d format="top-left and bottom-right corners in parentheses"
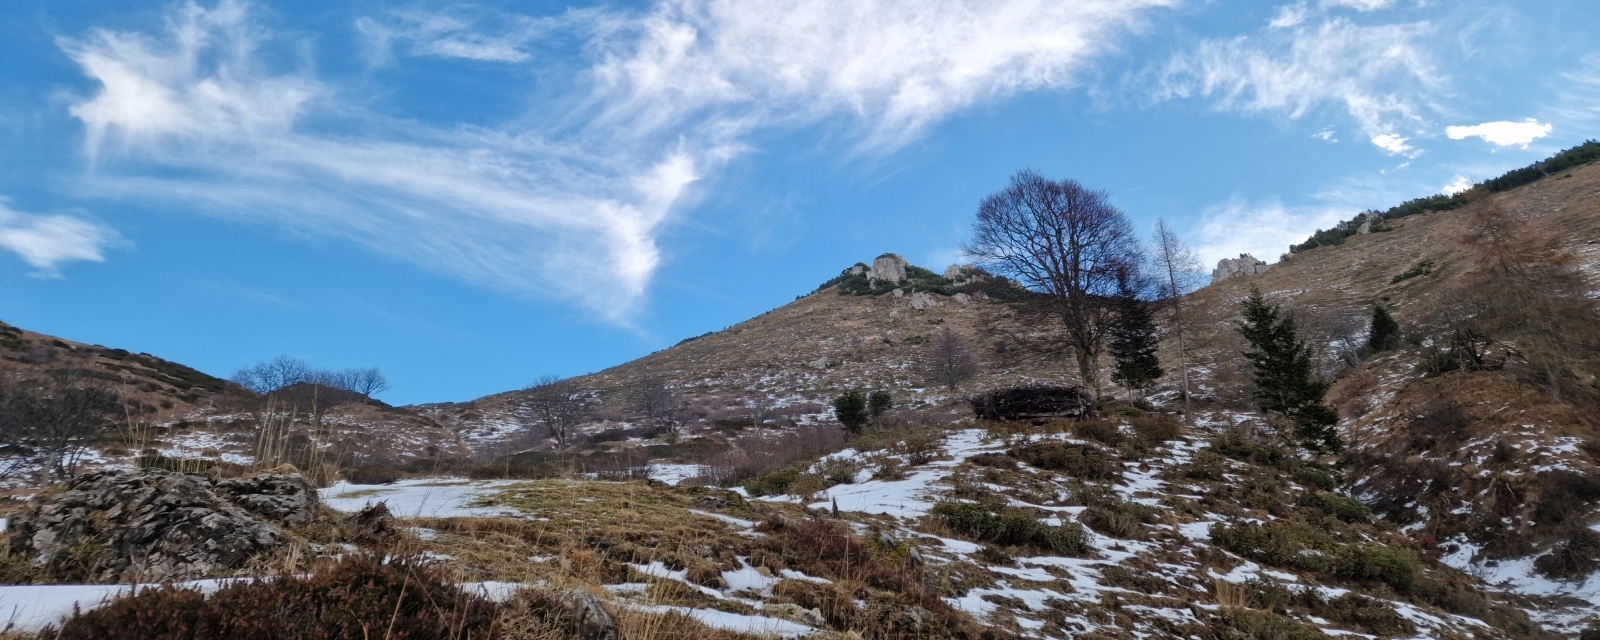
top-left (1152, 219), bottom-right (1205, 424)
top-left (341, 367), bottom-right (391, 398)
top-left (632, 376), bottom-right (686, 436)
top-left (963, 169), bottom-right (1143, 400)
top-left (232, 356), bottom-right (313, 394)
top-left (925, 327), bottom-right (980, 391)
top-left (524, 374), bottom-right (592, 450)
top-left (232, 357), bottom-right (390, 398)
top-left (0, 370), bottom-right (122, 481)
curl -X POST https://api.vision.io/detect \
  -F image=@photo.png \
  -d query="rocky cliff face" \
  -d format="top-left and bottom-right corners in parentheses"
top-left (868, 253), bottom-right (907, 284)
top-left (1211, 253), bottom-right (1271, 283)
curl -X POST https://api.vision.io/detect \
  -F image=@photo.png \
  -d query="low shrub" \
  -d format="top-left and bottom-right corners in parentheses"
top-left (1213, 434), bottom-right (1293, 469)
top-left (929, 502), bottom-right (1090, 556)
top-left (1009, 442), bottom-right (1119, 481)
top-left (1297, 491), bottom-right (1371, 523)
top-left (1328, 545), bottom-right (1420, 593)
top-left (1534, 529), bottom-right (1600, 580)
top-left (1210, 608), bottom-right (1329, 640)
top-left (41, 555), bottom-right (501, 640)
top-left (1390, 260), bottom-right (1436, 284)
top-left (343, 464), bottom-right (402, 485)
top-left (742, 465), bottom-right (804, 497)
top-left (1210, 521), bottom-right (1316, 568)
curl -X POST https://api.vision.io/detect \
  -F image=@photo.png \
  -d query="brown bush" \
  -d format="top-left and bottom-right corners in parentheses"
top-left (343, 464), bottom-right (403, 485)
top-left (41, 555), bottom-right (501, 640)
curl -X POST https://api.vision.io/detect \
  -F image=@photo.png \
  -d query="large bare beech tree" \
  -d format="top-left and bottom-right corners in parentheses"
top-left (963, 170), bottom-right (1143, 400)
top-left (523, 374), bottom-right (592, 449)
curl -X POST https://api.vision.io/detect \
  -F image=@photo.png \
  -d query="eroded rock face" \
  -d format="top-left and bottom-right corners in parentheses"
top-left (1211, 253), bottom-right (1271, 283)
top-left (942, 264), bottom-right (986, 285)
top-left (868, 254), bottom-right (908, 284)
top-left (10, 469), bottom-right (319, 582)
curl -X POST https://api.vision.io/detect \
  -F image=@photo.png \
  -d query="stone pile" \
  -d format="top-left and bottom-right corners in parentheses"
top-left (9, 468), bottom-right (319, 582)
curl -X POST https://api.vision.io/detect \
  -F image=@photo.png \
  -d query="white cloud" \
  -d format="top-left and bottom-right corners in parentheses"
top-left (1445, 118), bottom-right (1553, 148)
top-left (1312, 128), bottom-right (1337, 142)
top-left (63, 0), bottom-right (689, 322)
top-left (355, 8), bottom-right (609, 66)
top-left (63, 0), bottom-right (1179, 322)
top-left (1269, 3), bottom-right (1309, 29)
top-left (1441, 175), bottom-right (1473, 195)
top-left (1369, 132), bottom-right (1414, 156)
top-left (1321, 0), bottom-right (1396, 11)
top-left (590, 0), bottom-right (1178, 151)
top-left (0, 200), bottom-right (117, 276)
top-left (1550, 55), bottom-right (1600, 126)
top-left (1190, 197), bottom-right (1347, 267)
top-left (1154, 16), bottom-right (1443, 154)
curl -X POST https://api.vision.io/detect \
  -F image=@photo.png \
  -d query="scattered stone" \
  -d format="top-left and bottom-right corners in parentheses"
top-left (767, 602), bottom-right (827, 627)
top-left (909, 291), bottom-right (939, 309)
top-left (807, 357), bottom-right (829, 370)
top-left (891, 288), bottom-right (904, 298)
top-left (10, 468), bottom-right (320, 582)
top-left (952, 293), bottom-right (971, 305)
top-left (558, 590), bottom-right (619, 640)
top-left (1211, 253), bottom-right (1271, 283)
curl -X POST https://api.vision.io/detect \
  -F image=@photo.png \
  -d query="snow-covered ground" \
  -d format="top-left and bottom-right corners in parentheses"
top-left (319, 479), bottom-right (523, 518)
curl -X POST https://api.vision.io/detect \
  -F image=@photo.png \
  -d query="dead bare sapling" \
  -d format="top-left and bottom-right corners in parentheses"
top-left (924, 326), bottom-right (980, 391)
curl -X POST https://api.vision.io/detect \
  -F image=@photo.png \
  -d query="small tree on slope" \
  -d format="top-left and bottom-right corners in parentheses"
top-left (1237, 289), bottom-right (1343, 454)
top-left (1368, 306), bottom-right (1401, 353)
top-left (1109, 276), bottom-right (1163, 398)
top-left (833, 391), bottom-right (869, 434)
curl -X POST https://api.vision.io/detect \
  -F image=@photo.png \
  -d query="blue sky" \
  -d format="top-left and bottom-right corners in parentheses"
top-left (1, 0), bottom-right (1597, 405)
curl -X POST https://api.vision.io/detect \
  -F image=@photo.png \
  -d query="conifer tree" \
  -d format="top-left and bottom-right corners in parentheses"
top-left (833, 391), bottom-right (869, 434)
top-left (1368, 306), bottom-right (1400, 353)
top-left (1237, 289), bottom-right (1343, 454)
top-left (1109, 277), bottom-right (1163, 396)
top-left (867, 390), bottom-right (892, 421)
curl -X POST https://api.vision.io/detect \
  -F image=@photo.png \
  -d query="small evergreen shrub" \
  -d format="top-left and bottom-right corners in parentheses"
top-left (930, 502), bottom-right (1090, 555)
top-left (1297, 491), bottom-right (1371, 523)
top-left (1389, 260), bottom-right (1435, 284)
top-left (1009, 442), bottom-right (1119, 480)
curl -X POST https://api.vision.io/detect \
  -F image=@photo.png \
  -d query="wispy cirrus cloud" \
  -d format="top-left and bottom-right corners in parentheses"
top-left (1153, 10), bottom-right (1444, 156)
top-left (586, 0), bottom-right (1178, 151)
top-left (62, 0), bottom-right (1180, 322)
top-left (1189, 197), bottom-right (1348, 267)
top-left (0, 199), bottom-right (118, 276)
top-left (63, 0), bottom-right (692, 322)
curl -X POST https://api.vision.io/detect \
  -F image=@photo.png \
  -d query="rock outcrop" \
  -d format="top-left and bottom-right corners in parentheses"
top-left (942, 264), bottom-right (986, 285)
top-left (10, 469), bottom-right (319, 582)
top-left (868, 254), bottom-right (908, 284)
top-left (909, 291), bottom-right (940, 310)
top-left (1211, 254), bottom-right (1271, 283)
